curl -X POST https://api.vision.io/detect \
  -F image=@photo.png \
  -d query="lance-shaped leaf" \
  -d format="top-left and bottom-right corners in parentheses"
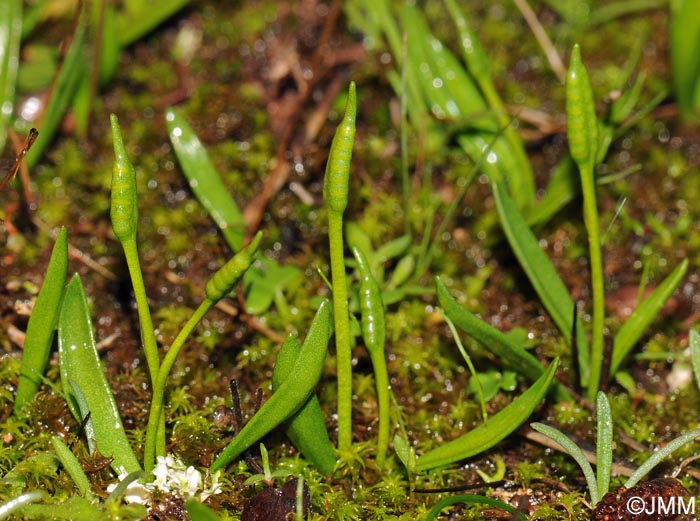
top-left (58, 274), bottom-right (140, 474)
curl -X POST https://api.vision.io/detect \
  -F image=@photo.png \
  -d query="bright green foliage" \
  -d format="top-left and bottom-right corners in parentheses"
top-left (0, 0), bottom-right (21, 153)
top-left (492, 181), bottom-right (590, 384)
top-left (144, 232), bottom-right (261, 471)
top-left (595, 392), bottom-right (612, 499)
top-left (165, 107), bottom-right (247, 251)
top-left (324, 82), bottom-right (357, 450)
top-left (566, 45), bottom-right (604, 400)
top-left (14, 228), bottom-right (68, 413)
top-left (610, 259), bottom-right (689, 375)
top-left (533, 393), bottom-right (700, 507)
top-left (50, 436), bottom-right (93, 499)
top-left (57, 275), bottom-right (141, 474)
top-left (272, 336), bottom-right (337, 474)
top-left (352, 245), bottom-right (390, 466)
top-left (416, 359), bottom-right (558, 471)
top-left (25, 10), bottom-right (87, 169)
top-left (210, 300), bottom-right (333, 471)
top-left (425, 495), bottom-right (527, 521)
top-left (670, 0), bottom-right (700, 119)
top-left (110, 115), bottom-right (138, 243)
top-left (437, 276), bottom-right (570, 402)
top-left (109, 114), bottom-right (160, 392)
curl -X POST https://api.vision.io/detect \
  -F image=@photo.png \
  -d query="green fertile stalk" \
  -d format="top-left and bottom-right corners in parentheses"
top-left (144, 232), bottom-right (261, 472)
top-left (110, 115), bottom-right (160, 387)
top-left (110, 115), bottom-right (167, 457)
top-left (352, 246), bottom-right (390, 466)
top-left (323, 82), bottom-right (357, 450)
top-left (566, 46), bottom-right (603, 401)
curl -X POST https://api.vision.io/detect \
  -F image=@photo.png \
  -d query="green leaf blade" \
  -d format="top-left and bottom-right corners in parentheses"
top-left (14, 228), bottom-right (68, 413)
top-left (611, 259), bottom-right (688, 375)
top-left (416, 359), bottom-right (558, 471)
top-left (0, 0), bottom-right (22, 153)
top-left (166, 107), bottom-right (246, 252)
top-left (492, 181), bottom-right (590, 382)
top-left (26, 12), bottom-right (87, 169)
top-left (272, 336), bottom-right (337, 474)
top-left (595, 392), bottom-right (612, 498)
top-left (210, 300), bottom-right (333, 471)
top-left (437, 277), bottom-right (570, 401)
top-left (58, 275), bottom-right (141, 474)
top-left (531, 421), bottom-right (599, 504)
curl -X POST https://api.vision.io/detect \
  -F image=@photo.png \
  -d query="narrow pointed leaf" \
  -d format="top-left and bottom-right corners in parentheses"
top-left (624, 429), bottom-right (700, 488)
top-left (211, 300), bottom-right (333, 471)
top-left (595, 392), bottom-right (612, 498)
top-left (492, 181), bottom-right (590, 382)
top-left (272, 336), bottom-right (336, 474)
top-left (58, 275), bottom-right (141, 474)
top-left (531, 421), bottom-right (599, 504)
top-left (416, 360), bottom-right (558, 471)
top-left (437, 277), bottom-right (570, 401)
top-left (14, 228), bottom-right (68, 412)
top-left (611, 259), bottom-right (688, 375)
top-left (165, 107), bottom-right (246, 251)
top-left (26, 11), bottom-right (87, 168)
top-left (0, 0), bottom-right (22, 153)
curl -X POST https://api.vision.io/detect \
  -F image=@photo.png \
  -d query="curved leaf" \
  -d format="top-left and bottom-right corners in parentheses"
top-left (58, 275), bottom-right (140, 474)
top-left (416, 359), bottom-right (558, 471)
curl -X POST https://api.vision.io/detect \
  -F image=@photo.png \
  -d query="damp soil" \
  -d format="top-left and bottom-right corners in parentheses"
top-left (2, 1), bottom-right (700, 520)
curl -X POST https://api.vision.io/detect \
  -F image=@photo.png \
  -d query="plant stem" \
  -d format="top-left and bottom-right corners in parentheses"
top-left (581, 162), bottom-right (605, 401)
top-left (323, 83), bottom-right (357, 450)
top-left (143, 298), bottom-right (213, 472)
top-left (121, 238), bottom-right (159, 384)
top-left (328, 211), bottom-right (352, 450)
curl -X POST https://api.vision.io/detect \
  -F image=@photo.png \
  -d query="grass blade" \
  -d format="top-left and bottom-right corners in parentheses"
top-left (25, 8), bottom-right (87, 169)
top-left (117, 0), bottom-right (190, 47)
top-left (610, 259), bottom-right (688, 375)
top-left (58, 274), bottom-right (141, 474)
top-left (416, 359), bottom-right (558, 471)
top-left (595, 392), bottom-right (612, 498)
top-left (492, 181), bottom-right (590, 382)
top-left (437, 277), bottom-right (570, 401)
top-left (14, 228), bottom-right (68, 413)
top-left (531, 421), bottom-right (599, 504)
top-left (166, 107), bottom-right (246, 252)
top-left (670, 0), bottom-right (700, 119)
top-left (0, 0), bottom-right (22, 153)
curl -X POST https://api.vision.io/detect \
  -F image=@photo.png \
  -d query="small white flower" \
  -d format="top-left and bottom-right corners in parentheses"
top-left (107, 456), bottom-right (222, 505)
top-left (106, 470), bottom-right (152, 506)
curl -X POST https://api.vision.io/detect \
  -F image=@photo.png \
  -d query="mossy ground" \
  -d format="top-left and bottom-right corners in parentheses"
top-left (2, 1), bottom-right (700, 520)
